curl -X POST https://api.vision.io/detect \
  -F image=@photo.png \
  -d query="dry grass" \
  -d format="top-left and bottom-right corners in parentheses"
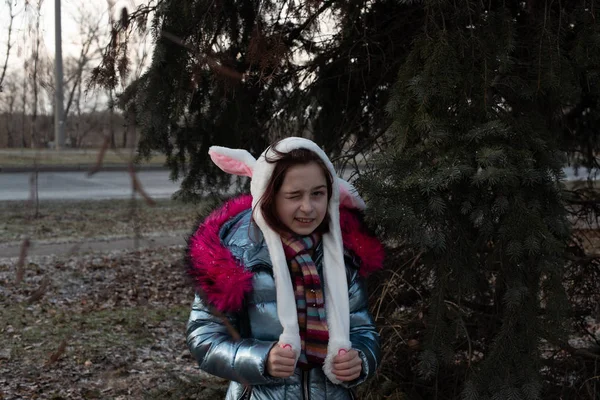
top-left (0, 198), bottom-right (203, 244)
top-left (0, 148), bottom-right (166, 167)
top-left (0, 246), bottom-right (228, 399)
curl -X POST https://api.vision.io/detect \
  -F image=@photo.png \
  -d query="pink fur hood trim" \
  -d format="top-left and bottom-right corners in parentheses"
top-left (186, 195), bottom-right (384, 313)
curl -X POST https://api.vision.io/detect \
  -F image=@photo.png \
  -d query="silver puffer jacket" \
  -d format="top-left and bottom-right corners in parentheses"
top-left (186, 196), bottom-right (383, 400)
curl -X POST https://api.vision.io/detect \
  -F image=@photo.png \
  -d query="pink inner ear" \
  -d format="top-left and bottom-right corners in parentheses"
top-left (209, 152), bottom-right (253, 177)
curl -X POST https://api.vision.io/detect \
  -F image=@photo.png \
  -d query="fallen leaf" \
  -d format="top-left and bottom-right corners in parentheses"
top-left (46, 338), bottom-right (68, 366)
top-left (27, 276), bottom-right (51, 304)
top-left (15, 238), bottom-right (30, 285)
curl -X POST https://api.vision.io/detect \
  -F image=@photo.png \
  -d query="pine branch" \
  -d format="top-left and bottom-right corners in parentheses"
top-left (547, 338), bottom-right (600, 361)
top-left (283, 0), bottom-right (336, 47)
top-left (90, 0), bottom-right (164, 89)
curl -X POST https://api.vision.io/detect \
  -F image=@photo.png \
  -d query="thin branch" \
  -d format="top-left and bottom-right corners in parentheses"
top-left (558, 340), bottom-right (600, 360)
top-left (65, 9), bottom-right (105, 118)
top-left (0, 0), bottom-right (16, 91)
top-left (284, 0), bottom-right (336, 47)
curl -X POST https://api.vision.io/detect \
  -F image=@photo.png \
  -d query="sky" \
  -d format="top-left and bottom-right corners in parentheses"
top-left (0, 0), bottom-right (151, 113)
top-left (0, 0), bottom-right (333, 112)
top-left (0, 0), bottom-right (145, 69)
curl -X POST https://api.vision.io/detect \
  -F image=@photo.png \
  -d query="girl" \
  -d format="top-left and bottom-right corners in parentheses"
top-left (186, 137), bottom-right (384, 400)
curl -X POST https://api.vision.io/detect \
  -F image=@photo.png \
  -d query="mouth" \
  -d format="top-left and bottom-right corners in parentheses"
top-left (295, 217), bottom-right (315, 224)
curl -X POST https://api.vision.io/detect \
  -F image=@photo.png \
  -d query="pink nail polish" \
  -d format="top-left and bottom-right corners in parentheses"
top-left (281, 344), bottom-right (292, 350)
top-left (338, 349), bottom-right (347, 355)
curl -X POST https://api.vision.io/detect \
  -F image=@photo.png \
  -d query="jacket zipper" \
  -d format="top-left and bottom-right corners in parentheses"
top-left (239, 385), bottom-right (252, 400)
top-left (349, 388), bottom-right (356, 400)
top-left (302, 370), bottom-right (310, 400)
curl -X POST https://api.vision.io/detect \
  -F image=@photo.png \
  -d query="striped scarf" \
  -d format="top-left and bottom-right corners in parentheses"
top-left (281, 232), bottom-right (329, 366)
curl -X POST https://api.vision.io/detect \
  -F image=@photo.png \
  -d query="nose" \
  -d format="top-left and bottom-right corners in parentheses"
top-left (300, 196), bottom-right (313, 213)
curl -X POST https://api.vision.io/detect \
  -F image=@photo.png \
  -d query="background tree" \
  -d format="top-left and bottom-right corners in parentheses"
top-left (26, 0), bottom-right (46, 149)
top-left (92, 0), bottom-right (600, 398)
top-left (0, 0), bottom-right (17, 93)
top-left (359, 1), bottom-right (600, 399)
top-left (63, 4), bottom-right (104, 120)
top-left (92, 0), bottom-right (421, 196)
top-left (0, 71), bottom-right (19, 147)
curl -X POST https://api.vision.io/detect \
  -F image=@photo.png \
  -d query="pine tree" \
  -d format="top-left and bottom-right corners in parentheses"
top-left (92, 0), bottom-right (422, 197)
top-left (91, 0), bottom-right (600, 398)
top-left (359, 1), bottom-right (599, 399)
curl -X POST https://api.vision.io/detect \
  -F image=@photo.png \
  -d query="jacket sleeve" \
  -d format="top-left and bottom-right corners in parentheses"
top-left (186, 293), bottom-right (282, 385)
top-left (344, 266), bottom-right (381, 388)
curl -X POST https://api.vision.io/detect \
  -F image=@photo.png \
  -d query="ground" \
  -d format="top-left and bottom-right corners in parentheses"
top-left (0, 199), bottom-right (227, 400)
top-left (2, 197), bottom-right (598, 399)
top-left (0, 199), bottom-right (199, 244)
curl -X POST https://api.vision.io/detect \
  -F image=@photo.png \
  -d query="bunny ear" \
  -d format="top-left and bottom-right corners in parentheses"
top-left (337, 177), bottom-right (366, 210)
top-left (209, 146), bottom-right (256, 178)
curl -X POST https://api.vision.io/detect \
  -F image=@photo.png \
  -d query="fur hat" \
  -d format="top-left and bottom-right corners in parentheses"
top-left (208, 137), bottom-right (366, 384)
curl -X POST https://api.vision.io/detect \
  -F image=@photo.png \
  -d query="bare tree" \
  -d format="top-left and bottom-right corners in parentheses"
top-left (121, 23), bottom-right (150, 149)
top-left (96, 0), bottom-right (152, 150)
top-left (0, 71), bottom-right (19, 147)
top-left (21, 60), bottom-right (28, 147)
top-left (73, 99), bottom-right (101, 148)
top-left (28, 0), bottom-right (44, 148)
top-left (0, 0), bottom-right (17, 92)
top-left (38, 57), bottom-right (57, 146)
top-left (64, 4), bottom-right (105, 120)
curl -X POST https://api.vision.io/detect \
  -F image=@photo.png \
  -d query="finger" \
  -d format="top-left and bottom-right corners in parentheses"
top-left (333, 349), bottom-right (358, 363)
top-left (333, 364), bottom-right (362, 377)
top-left (269, 360), bottom-right (294, 372)
top-left (334, 364), bottom-right (362, 382)
top-left (334, 351), bottom-right (360, 364)
top-left (273, 346), bottom-right (297, 359)
top-left (274, 356), bottom-right (297, 367)
top-left (335, 371), bottom-right (361, 382)
top-left (278, 343), bottom-right (296, 358)
top-left (333, 357), bottom-right (362, 371)
top-left (272, 365), bottom-right (295, 376)
top-left (333, 358), bottom-right (362, 377)
top-left (271, 370), bottom-right (294, 378)
top-left (333, 353), bottom-right (350, 363)
top-left (273, 365), bottom-right (295, 374)
top-left (280, 348), bottom-right (296, 359)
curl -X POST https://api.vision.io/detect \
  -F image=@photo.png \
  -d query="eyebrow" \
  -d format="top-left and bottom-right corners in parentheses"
top-left (283, 185), bottom-right (327, 195)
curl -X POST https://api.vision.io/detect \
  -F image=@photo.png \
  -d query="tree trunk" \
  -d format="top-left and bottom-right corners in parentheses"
top-left (109, 88), bottom-right (116, 149)
top-left (6, 129), bottom-right (14, 148)
top-left (30, 10), bottom-right (41, 149)
top-left (122, 124), bottom-right (128, 148)
top-left (21, 65), bottom-right (27, 148)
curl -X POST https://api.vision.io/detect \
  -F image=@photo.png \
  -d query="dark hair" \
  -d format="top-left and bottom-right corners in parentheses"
top-left (256, 142), bottom-right (333, 236)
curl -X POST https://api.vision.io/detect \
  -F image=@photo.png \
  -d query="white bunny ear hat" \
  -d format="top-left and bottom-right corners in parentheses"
top-left (209, 137), bottom-right (366, 384)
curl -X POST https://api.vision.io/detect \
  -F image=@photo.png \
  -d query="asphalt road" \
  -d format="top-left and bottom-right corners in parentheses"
top-left (0, 167), bottom-right (597, 202)
top-left (0, 170), bottom-right (181, 201)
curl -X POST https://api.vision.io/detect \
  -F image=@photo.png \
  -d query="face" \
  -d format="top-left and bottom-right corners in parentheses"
top-left (275, 162), bottom-right (329, 236)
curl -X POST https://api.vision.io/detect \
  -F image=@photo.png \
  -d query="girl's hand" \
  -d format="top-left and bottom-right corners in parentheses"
top-left (267, 345), bottom-right (296, 378)
top-left (332, 349), bottom-right (362, 382)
